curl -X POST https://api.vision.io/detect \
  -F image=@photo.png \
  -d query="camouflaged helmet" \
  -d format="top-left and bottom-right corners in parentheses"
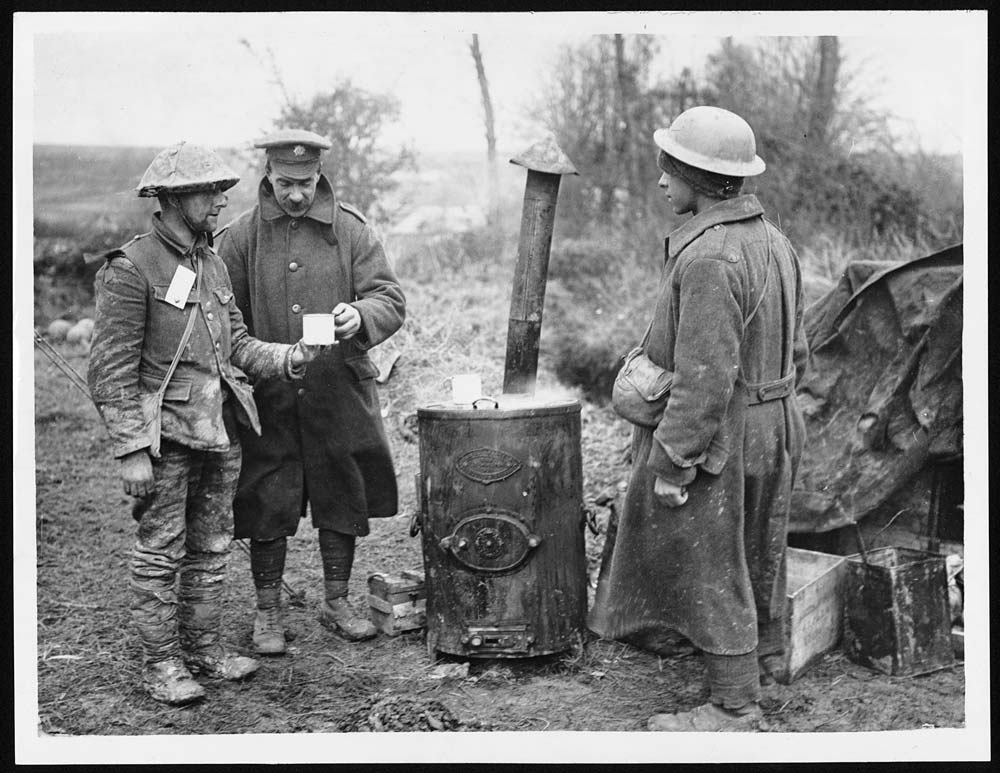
top-left (136, 142), bottom-right (241, 198)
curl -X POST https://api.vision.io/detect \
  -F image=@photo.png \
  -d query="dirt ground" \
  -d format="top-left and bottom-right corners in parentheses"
top-left (31, 342), bottom-right (965, 739)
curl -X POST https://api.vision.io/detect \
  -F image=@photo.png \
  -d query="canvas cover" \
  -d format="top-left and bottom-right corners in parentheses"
top-left (790, 245), bottom-right (963, 533)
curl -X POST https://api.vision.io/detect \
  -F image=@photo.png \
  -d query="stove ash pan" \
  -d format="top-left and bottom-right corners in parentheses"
top-left (413, 399), bottom-right (588, 658)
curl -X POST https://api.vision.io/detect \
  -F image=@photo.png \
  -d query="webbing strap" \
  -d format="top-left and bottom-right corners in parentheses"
top-left (742, 219), bottom-right (796, 405)
top-left (152, 254), bottom-right (201, 400)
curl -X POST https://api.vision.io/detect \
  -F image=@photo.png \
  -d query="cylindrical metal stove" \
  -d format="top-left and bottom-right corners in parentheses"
top-left (414, 397), bottom-right (587, 658)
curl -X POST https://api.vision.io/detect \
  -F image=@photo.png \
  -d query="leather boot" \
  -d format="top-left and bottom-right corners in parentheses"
top-left (179, 551), bottom-right (259, 680)
top-left (185, 643), bottom-right (260, 680)
top-left (131, 549), bottom-right (194, 703)
top-left (647, 702), bottom-right (764, 732)
top-left (253, 585), bottom-right (286, 655)
top-left (141, 657), bottom-right (206, 705)
top-left (319, 596), bottom-right (376, 642)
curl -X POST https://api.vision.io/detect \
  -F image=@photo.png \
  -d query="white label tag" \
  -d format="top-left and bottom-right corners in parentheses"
top-left (164, 265), bottom-right (197, 309)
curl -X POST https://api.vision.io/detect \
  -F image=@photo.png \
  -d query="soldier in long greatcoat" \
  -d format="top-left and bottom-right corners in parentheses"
top-left (216, 129), bottom-right (406, 653)
top-left (588, 107), bottom-right (809, 731)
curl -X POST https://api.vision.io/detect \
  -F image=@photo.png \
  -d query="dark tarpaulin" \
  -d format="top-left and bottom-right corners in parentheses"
top-left (790, 245), bottom-right (963, 534)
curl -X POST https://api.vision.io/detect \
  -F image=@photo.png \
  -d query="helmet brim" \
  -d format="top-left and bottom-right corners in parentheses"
top-left (136, 177), bottom-right (240, 198)
top-left (654, 128), bottom-right (765, 178)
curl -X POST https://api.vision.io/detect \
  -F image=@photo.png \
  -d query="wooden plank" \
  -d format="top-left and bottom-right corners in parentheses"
top-left (780, 547), bottom-right (848, 683)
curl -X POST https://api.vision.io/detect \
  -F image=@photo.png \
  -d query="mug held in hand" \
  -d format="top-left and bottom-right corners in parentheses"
top-left (302, 313), bottom-right (338, 345)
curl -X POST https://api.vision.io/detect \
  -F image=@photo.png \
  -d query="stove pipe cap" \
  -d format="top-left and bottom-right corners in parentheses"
top-left (510, 134), bottom-right (579, 176)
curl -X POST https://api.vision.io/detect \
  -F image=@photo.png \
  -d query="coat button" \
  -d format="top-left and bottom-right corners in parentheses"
top-left (215, 341), bottom-right (221, 349)
top-left (289, 262), bottom-right (299, 272)
top-left (291, 220), bottom-right (299, 229)
top-left (292, 304), bottom-right (301, 314)
top-left (206, 312), bottom-right (214, 321)
top-left (297, 388), bottom-right (306, 396)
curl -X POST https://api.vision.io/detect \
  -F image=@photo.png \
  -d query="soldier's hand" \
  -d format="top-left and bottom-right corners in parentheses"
top-left (331, 302), bottom-right (361, 340)
top-left (654, 476), bottom-right (688, 508)
top-left (290, 340), bottom-right (323, 367)
top-left (120, 450), bottom-right (155, 498)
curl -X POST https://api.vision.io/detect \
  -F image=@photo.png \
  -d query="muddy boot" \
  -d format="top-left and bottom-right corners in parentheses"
top-left (319, 595), bottom-right (377, 642)
top-left (253, 585), bottom-right (286, 655)
top-left (180, 596), bottom-right (260, 680)
top-left (647, 702), bottom-right (764, 732)
top-left (142, 657), bottom-right (206, 705)
top-left (318, 533), bottom-right (375, 641)
top-left (179, 551), bottom-right (259, 680)
top-left (185, 643), bottom-right (260, 680)
top-left (131, 548), bottom-right (197, 704)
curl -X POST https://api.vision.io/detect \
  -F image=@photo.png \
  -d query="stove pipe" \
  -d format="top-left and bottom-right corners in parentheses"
top-left (502, 136), bottom-right (578, 396)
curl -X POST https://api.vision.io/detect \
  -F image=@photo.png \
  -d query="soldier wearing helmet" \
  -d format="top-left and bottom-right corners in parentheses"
top-left (589, 107), bottom-right (810, 731)
top-left (88, 142), bottom-right (323, 705)
top-left (216, 129), bottom-right (405, 654)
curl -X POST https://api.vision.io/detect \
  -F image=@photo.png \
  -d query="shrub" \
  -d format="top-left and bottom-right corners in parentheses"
top-left (545, 236), bottom-right (660, 402)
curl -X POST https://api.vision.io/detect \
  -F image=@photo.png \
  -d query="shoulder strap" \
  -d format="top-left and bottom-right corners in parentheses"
top-left (740, 219), bottom-right (799, 396)
top-left (638, 224), bottom-right (769, 352)
top-left (154, 255), bottom-right (202, 398)
top-left (743, 221), bottom-right (773, 330)
top-left (638, 318), bottom-right (654, 348)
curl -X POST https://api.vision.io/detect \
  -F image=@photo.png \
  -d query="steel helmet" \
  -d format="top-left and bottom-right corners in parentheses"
top-left (653, 106), bottom-right (765, 178)
top-left (136, 142), bottom-right (241, 197)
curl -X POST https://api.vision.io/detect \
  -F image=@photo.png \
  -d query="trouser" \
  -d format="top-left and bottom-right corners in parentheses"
top-left (250, 528), bottom-right (356, 602)
top-left (704, 651), bottom-right (761, 710)
top-left (129, 436), bottom-right (241, 663)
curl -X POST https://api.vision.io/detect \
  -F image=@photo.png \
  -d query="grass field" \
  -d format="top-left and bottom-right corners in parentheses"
top-left (25, 144), bottom-right (966, 744)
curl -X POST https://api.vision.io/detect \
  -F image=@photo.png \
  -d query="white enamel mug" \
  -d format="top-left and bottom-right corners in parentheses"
top-left (302, 313), bottom-right (338, 345)
top-left (449, 374), bottom-right (482, 404)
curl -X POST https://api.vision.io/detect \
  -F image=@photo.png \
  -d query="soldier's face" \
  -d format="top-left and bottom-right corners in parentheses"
top-left (659, 172), bottom-right (697, 216)
top-left (178, 188), bottom-right (228, 233)
top-left (268, 170), bottom-right (320, 218)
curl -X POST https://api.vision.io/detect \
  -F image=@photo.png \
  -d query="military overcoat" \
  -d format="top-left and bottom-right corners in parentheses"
top-left (216, 175), bottom-right (406, 539)
top-left (589, 195), bottom-right (808, 656)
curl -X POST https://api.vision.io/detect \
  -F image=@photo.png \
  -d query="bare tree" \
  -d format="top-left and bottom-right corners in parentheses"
top-left (274, 83), bottom-right (417, 223)
top-left (806, 36), bottom-right (840, 152)
top-left (239, 42), bottom-right (416, 225)
top-left (469, 34), bottom-right (500, 225)
top-left (702, 36), bottom-right (941, 248)
top-left (537, 35), bottom-right (672, 229)
top-left (239, 39), bottom-right (295, 112)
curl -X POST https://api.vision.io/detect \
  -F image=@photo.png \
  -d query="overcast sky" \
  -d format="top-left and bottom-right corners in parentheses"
top-left (19, 11), bottom-right (982, 157)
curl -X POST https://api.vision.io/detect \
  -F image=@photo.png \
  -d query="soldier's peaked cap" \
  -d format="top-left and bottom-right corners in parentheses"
top-left (255, 129), bottom-right (331, 179)
top-left (254, 129), bottom-right (331, 151)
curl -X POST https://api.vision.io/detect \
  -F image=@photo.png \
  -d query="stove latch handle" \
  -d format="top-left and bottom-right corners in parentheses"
top-left (410, 472), bottom-right (428, 537)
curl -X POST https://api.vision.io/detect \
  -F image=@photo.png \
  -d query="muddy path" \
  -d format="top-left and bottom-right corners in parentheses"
top-left (32, 344), bottom-right (965, 744)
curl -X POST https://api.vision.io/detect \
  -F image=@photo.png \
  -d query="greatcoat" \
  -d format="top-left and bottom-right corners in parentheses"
top-left (216, 175), bottom-right (406, 539)
top-left (588, 194), bottom-right (809, 657)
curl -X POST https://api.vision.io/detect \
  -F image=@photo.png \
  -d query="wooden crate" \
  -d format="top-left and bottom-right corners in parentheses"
top-left (367, 570), bottom-right (427, 636)
top-left (776, 547), bottom-right (849, 684)
top-left (843, 547), bottom-right (955, 676)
